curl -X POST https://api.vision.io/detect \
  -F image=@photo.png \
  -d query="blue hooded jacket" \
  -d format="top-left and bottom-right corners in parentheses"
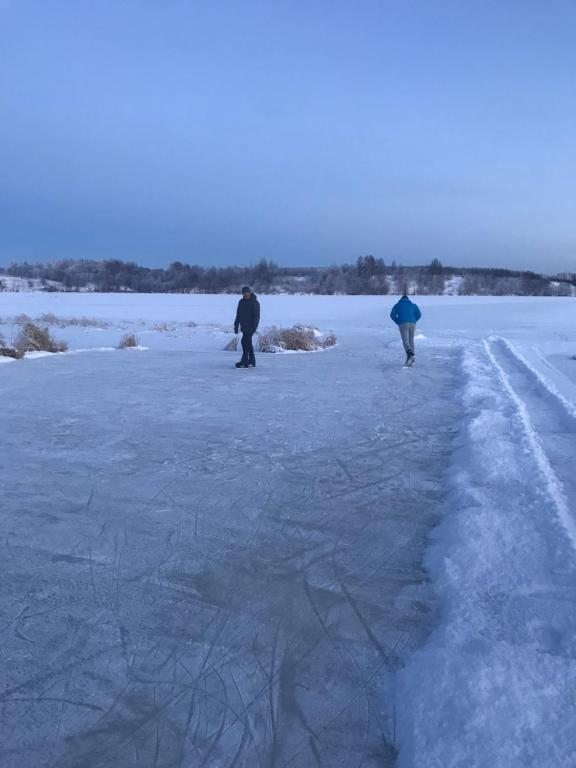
top-left (390, 296), bottom-right (422, 325)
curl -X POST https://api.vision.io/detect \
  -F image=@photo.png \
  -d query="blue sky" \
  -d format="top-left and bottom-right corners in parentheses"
top-left (1, 0), bottom-right (575, 271)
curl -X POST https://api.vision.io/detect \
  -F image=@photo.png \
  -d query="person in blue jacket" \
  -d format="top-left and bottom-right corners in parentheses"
top-left (390, 294), bottom-right (422, 366)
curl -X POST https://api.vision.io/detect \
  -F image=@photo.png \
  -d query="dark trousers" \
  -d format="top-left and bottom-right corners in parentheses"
top-left (241, 332), bottom-right (255, 361)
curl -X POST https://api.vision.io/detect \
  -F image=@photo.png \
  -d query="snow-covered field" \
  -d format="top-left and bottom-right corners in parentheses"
top-left (0, 274), bottom-right (65, 292)
top-left (1, 293), bottom-right (576, 767)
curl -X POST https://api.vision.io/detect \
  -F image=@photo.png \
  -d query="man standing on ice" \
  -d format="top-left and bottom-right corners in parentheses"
top-left (234, 286), bottom-right (260, 368)
top-left (390, 294), bottom-right (422, 366)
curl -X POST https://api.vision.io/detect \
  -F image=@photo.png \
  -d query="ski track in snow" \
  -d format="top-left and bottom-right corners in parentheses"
top-left (484, 337), bottom-right (576, 552)
top-left (499, 337), bottom-right (576, 420)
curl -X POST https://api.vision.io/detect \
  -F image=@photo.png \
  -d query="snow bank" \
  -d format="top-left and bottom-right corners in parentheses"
top-left (396, 343), bottom-right (576, 768)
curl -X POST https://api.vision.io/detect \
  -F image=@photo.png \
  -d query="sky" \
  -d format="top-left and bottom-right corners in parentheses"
top-left (1, 0), bottom-right (575, 272)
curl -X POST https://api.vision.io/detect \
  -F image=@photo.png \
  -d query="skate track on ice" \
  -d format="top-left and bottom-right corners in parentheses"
top-left (0, 337), bottom-right (460, 768)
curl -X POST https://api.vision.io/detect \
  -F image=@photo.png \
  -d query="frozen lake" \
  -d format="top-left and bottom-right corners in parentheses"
top-left (1, 293), bottom-right (576, 767)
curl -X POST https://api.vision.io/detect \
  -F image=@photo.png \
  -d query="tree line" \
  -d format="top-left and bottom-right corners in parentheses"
top-left (1, 257), bottom-right (574, 296)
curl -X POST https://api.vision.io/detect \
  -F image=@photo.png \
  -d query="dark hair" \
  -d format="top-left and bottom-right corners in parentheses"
top-left (241, 286), bottom-right (251, 294)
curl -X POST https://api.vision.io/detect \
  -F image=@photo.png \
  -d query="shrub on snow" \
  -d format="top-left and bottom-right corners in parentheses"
top-left (15, 322), bottom-right (68, 354)
top-left (0, 344), bottom-right (24, 359)
top-left (258, 325), bottom-right (337, 353)
top-left (0, 331), bottom-right (23, 359)
top-left (152, 321), bottom-right (172, 333)
top-left (36, 313), bottom-right (109, 328)
top-left (118, 333), bottom-right (139, 349)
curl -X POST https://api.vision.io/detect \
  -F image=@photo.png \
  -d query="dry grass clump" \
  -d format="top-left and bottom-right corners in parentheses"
top-left (36, 313), bottom-right (109, 328)
top-left (118, 332), bottom-right (139, 349)
top-left (15, 322), bottom-right (68, 354)
top-left (259, 326), bottom-right (315, 352)
top-left (0, 331), bottom-right (24, 358)
top-left (153, 320), bottom-right (197, 332)
top-left (258, 325), bottom-right (337, 353)
top-left (36, 312), bottom-right (60, 325)
top-left (0, 346), bottom-right (23, 359)
top-left (223, 336), bottom-right (239, 351)
top-left (322, 332), bottom-right (337, 348)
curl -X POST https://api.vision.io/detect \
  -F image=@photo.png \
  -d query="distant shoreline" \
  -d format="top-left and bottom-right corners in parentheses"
top-left (1, 257), bottom-right (575, 297)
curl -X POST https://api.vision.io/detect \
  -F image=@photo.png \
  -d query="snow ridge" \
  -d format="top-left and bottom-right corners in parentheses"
top-left (395, 341), bottom-right (576, 768)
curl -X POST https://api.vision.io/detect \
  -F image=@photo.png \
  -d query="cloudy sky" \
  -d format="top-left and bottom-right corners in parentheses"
top-left (1, 0), bottom-right (575, 271)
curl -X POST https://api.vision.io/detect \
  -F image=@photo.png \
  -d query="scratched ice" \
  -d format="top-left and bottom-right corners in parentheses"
top-left (0, 333), bottom-right (459, 767)
top-left (4, 294), bottom-right (576, 766)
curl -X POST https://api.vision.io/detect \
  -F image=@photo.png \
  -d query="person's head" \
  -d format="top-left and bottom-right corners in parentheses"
top-left (241, 286), bottom-right (252, 299)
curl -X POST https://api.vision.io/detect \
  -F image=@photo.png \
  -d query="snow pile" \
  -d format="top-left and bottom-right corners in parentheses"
top-left (396, 342), bottom-right (576, 768)
top-left (223, 335), bottom-right (240, 351)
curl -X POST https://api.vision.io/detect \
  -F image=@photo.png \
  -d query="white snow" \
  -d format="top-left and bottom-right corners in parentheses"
top-left (0, 274), bottom-right (64, 291)
top-left (484, 337), bottom-right (576, 549)
top-left (1, 292), bottom-right (576, 767)
top-left (397, 337), bottom-right (576, 768)
top-left (443, 274), bottom-right (464, 295)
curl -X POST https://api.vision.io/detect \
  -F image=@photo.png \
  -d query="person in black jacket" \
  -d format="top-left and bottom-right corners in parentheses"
top-left (234, 286), bottom-right (260, 367)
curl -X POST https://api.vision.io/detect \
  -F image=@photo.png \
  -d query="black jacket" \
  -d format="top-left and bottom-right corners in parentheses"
top-left (234, 294), bottom-right (260, 334)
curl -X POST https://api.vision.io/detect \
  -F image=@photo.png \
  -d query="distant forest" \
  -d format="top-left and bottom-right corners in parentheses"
top-left (2, 257), bottom-right (575, 296)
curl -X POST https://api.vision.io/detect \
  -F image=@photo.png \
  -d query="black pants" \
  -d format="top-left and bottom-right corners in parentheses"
top-left (241, 332), bottom-right (255, 361)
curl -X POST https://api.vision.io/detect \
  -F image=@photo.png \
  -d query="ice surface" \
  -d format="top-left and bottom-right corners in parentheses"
top-left (0, 324), bottom-right (460, 767)
top-left (2, 293), bottom-right (576, 767)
